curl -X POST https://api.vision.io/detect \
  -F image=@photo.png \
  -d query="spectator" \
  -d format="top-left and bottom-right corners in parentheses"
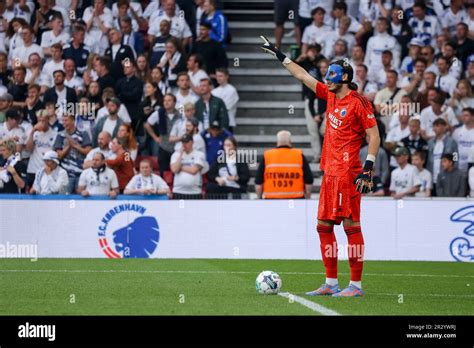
top-left (211, 68), bottom-right (239, 133)
top-left (373, 50), bottom-right (397, 90)
top-left (175, 72), bottom-right (198, 111)
top-left (54, 114), bottom-right (92, 193)
top-left (95, 56), bottom-right (116, 92)
top-left (63, 25), bottom-right (90, 77)
top-left (44, 101), bottom-right (63, 132)
top-left (30, 150), bottom-right (68, 194)
top-left (331, 1), bottom-right (362, 34)
top-left (41, 43), bottom-right (65, 89)
top-left (360, 135), bottom-right (390, 186)
top-left (412, 151), bottom-right (432, 197)
top-left (389, 147), bottom-right (421, 199)
top-left (426, 118), bottom-right (458, 194)
top-left (92, 97), bottom-right (125, 147)
top-left (105, 28), bottom-right (135, 81)
top-left (192, 22), bottom-right (228, 81)
top-left (40, 13), bottom-right (70, 57)
top-left (0, 108), bottom-right (26, 154)
top-left (32, 0), bottom-right (60, 44)
top-left (384, 112), bottom-right (410, 168)
top-left (105, 137), bottom-right (135, 192)
top-left (25, 53), bottom-right (44, 86)
top-left (82, 0), bottom-right (114, 55)
top-left (78, 152), bottom-right (119, 198)
top-left (255, 130), bottom-right (313, 199)
top-left (355, 64), bottom-right (378, 102)
top-left (388, 5), bottom-right (413, 59)
top-left (0, 93), bottom-right (13, 124)
top-left (195, 78), bottom-right (229, 130)
top-left (43, 70), bottom-right (78, 111)
top-left (173, 117), bottom-right (206, 155)
top-left (401, 58), bottom-right (427, 99)
top-left (63, 59), bottom-right (85, 96)
top-left (441, 0), bottom-right (467, 38)
top-left (0, 138), bottom-right (27, 193)
top-left (117, 124), bottom-right (138, 161)
top-left (187, 53), bottom-right (209, 95)
top-left (23, 84), bottom-right (43, 125)
top-left (442, 41), bottom-right (463, 80)
top-left (151, 67), bottom-right (168, 95)
top-left (10, 25), bottom-right (43, 68)
top-left (435, 56), bottom-right (458, 97)
top-left (452, 108), bottom-right (474, 173)
top-left (420, 93), bottom-right (458, 140)
top-left (448, 80), bottom-right (474, 118)
top-left (115, 60), bottom-right (143, 130)
top-left (83, 131), bottom-right (113, 169)
top-left (124, 159), bottom-right (170, 196)
top-left (158, 37), bottom-right (187, 91)
top-left (454, 23), bottom-right (474, 67)
top-left (4, 18), bottom-right (27, 66)
top-left (374, 70), bottom-right (407, 128)
top-left (150, 19), bottom-right (173, 68)
top-left (136, 55), bottom-right (151, 82)
top-left (25, 110), bottom-right (57, 185)
top-left (399, 38), bottom-right (423, 76)
top-left (8, 67), bottom-right (28, 108)
top-left (201, 0), bottom-right (228, 47)
top-left (144, 93), bottom-right (182, 172)
top-left (206, 136), bottom-right (250, 199)
top-left (436, 154), bottom-right (466, 197)
top-left (401, 117), bottom-right (428, 157)
top-left (364, 17), bottom-right (401, 82)
top-left (148, 0), bottom-right (192, 49)
top-left (416, 73), bottom-right (437, 110)
top-left (119, 15), bottom-right (145, 57)
top-left (323, 16), bottom-right (355, 60)
top-left (170, 133), bottom-right (208, 199)
top-left (408, 1), bottom-right (441, 47)
top-left (273, 0), bottom-right (300, 48)
top-left (300, 7), bottom-right (331, 59)
top-left (95, 88), bottom-right (131, 125)
top-left (201, 119), bottom-right (232, 166)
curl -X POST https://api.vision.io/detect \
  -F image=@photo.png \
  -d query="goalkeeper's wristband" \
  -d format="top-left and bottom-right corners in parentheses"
top-left (363, 159), bottom-right (374, 171)
top-left (275, 50), bottom-right (287, 63)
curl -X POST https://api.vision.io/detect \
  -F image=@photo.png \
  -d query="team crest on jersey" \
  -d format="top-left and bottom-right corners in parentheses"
top-left (340, 108), bottom-right (347, 118)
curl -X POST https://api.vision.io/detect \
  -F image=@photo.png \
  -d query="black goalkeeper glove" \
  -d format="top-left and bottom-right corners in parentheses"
top-left (354, 160), bottom-right (374, 194)
top-left (260, 35), bottom-right (287, 62)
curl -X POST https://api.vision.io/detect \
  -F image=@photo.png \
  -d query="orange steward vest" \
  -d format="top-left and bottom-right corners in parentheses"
top-left (263, 148), bottom-right (305, 199)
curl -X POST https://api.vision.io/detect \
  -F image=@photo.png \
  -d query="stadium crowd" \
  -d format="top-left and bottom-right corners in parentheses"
top-left (0, 0), bottom-right (474, 199)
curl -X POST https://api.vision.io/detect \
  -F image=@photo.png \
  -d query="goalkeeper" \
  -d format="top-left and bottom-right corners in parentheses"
top-left (261, 36), bottom-right (380, 297)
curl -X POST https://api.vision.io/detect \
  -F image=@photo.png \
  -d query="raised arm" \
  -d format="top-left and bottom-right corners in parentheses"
top-left (260, 36), bottom-right (318, 91)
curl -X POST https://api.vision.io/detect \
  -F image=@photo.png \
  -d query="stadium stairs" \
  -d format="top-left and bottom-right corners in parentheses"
top-left (222, 0), bottom-right (322, 196)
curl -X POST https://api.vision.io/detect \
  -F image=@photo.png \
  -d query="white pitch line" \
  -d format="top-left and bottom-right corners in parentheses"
top-left (278, 292), bottom-right (341, 316)
top-left (370, 292), bottom-right (474, 299)
top-left (0, 269), bottom-right (472, 278)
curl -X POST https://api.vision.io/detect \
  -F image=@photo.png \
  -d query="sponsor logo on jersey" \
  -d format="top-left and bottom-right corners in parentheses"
top-left (328, 113), bottom-right (342, 129)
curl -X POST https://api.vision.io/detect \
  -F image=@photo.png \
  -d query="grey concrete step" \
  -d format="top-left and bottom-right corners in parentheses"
top-left (239, 91), bottom-right (302, 101)
top-left (238, 101), bottom-right (304, 108)
top-left (228, 21), bottom-right (293, 30)
top-left (235, 124), bottom-right (310, 135)
top-left (237, 134), bottom-right (312, 143)
top-left (224, 9), bottom-right (274, 21)
top-left (228, 42), bottom-right (293, 53)
top-left (235, 84), bottom-right (301, 92)
top-left (231, 36), bottom-right (296, 45)
top-left (237, 101), bottom-right (305, 118)
top-left (237, 117), bottom-right (307, 125)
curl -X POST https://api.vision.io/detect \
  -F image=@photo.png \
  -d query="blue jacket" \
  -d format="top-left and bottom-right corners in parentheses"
top-left (201, 10), bottom-right (228, 47)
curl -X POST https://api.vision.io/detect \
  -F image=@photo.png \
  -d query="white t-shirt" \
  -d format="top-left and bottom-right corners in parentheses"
top-left (0, 123), bottom-right (26, 145)
top-left (176, 90), bottom-right (199, 112)
top-left (441, 8), bottom-right (467, 37)
top-left (78, 167), bottom-right (119, 195)
top-left (85, 147), bottom-right (114, 162)
top-left (420, 105), bottom-right (459, 138)
top-left (301, 23), bottom-right (331, 46)
top-left (386, 125), bottom-right (410, 167)
top-left (469, 166), bottom-right (474, 197)
top-left (11, 44), bottom-right (44, 67)
top-left (322, 31), bottom-right (355, 59)
top-left (102, 118), bottom-right (118, 136)
top-left (148, 13), bottom-right (192, 39)
top-left (415, 168), bottom-right (433, 197)
top-left (452, 125), bottom-right (474, 172)
top-left (33, 166), bottom-right (69, 194)
top-left (435, 74), bottom-right (458, 97)
top-left (125, 173), bottom-right (169, 193)
top-left (26, 128), bottom-right (58, 174)
top-left (96, 105), bottom-right (131, 124)
top-left (212, 84), bottom-right (239, 128)
top-left (390, 163), bottom-right (421, 194)
top-left (188, 69), bottom-right (209, 89)
top-left (40, 59), bottom-right (65, 87)
top-left (171, 150), bottom-right (206, 194)
top-left (40, 30), bottom-right (70, 50)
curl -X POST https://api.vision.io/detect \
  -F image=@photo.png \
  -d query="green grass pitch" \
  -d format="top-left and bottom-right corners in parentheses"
top-left (0, 259), bottom-right (472, 315)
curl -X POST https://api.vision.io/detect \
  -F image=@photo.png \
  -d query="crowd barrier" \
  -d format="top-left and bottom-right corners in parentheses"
top-left (0, 196), bottom-right (473, 262)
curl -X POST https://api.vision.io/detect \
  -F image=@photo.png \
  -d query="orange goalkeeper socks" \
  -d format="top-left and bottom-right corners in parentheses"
top-left (344, 226), bottom-right (365, 282)
top-left (317, 224), bottom-right (338, 279)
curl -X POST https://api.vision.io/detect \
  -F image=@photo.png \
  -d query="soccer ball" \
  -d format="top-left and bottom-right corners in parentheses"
top-left (255, 271), bottom-right (282, 295)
